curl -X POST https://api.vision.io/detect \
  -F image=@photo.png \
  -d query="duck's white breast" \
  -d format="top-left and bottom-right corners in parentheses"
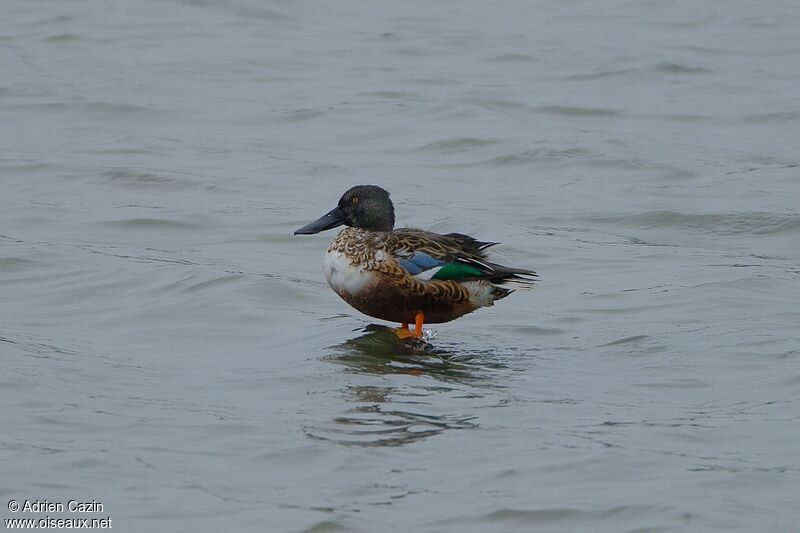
top-left (323, 250), bottom-right (374, 296)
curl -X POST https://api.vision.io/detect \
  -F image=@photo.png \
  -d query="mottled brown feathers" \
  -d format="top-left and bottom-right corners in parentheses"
top-left (327, 227), bottom-right (486, 323)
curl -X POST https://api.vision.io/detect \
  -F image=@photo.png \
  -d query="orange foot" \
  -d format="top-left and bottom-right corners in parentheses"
top-left (395, 322), bottom-right (414, 339)
top-left (394, 313), bottom-right (425, 339)
top-left (414, 311), bottom-right (424, 338)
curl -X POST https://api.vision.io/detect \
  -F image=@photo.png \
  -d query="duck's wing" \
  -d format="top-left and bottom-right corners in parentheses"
top-left (440, 233), bottom-right (499, 254)
top-left (386, 229), bottom-right (537, 287)
top-left (387, 229), bottom-right (494, 261)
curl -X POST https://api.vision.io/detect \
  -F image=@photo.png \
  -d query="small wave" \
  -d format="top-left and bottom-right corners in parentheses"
top-left (425, 504), bottom-right (677, 529)
top-left (102, 217), bottom-right (203, 231)
top-left (486, 53), bottom-right (539, 63)
top-left (176, 273), bottom-right (247, 295)
top-left (652, 62), bottom-right (711, 74)
top-left (739, 110), bottom-right (800, 123)
top-left (360, 90), bottom-right (419, 100)
top-left (466, 147), bottom-right (600, 167)
top-left (599, 335), bottom-right (650, 347)
top-left (564, 69), bottom-right (632, 81)
top-left (391, 46), bottom-right (428, 57)
top-left (398, 77), bottom-right (458, 86)
top-left (307, 404), bottom-right (478, 448)
top-left (10, 101), bottom-right (168, 120)
top-left (294, 520), bottom-right (349, 533)
top-left (200, 0), bottom-right (293, 22)
top-left (1, 333), bottom-right (81, 360)
top-left (637, 112), bottom-right (713, 122)
top-left (277, 109), bottom-right (326, 123)
top-left (414, 137), bottom-right (501, 153)
top-left (99, 168), bottom-right (198, 190)
top-left (535, 105), bottom-right (620, 117)
top-left (0, 257), bottom-right (49, 271)
top-left (43, 33), bottom-right (111, 43)
top-left (586, 211), bottom-right (800, 236)
top-left (504, 325), bottom-right (565, 336)
top-left (459, 96), bottom-right (531, 113)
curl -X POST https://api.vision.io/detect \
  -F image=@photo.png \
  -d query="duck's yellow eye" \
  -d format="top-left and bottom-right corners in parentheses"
top-left (352, 197), bottom-right (359, 203)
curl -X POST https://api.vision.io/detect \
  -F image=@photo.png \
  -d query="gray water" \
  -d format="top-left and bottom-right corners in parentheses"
top-left (2, 0), bottom-right (799, 531)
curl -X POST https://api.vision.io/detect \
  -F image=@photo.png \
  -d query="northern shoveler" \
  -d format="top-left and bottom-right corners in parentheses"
top-left (294, 185), bottom-right (536, 338)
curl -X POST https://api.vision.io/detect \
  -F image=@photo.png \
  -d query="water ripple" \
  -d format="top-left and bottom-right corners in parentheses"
top-left (585, 211), bottom-right (800, 236)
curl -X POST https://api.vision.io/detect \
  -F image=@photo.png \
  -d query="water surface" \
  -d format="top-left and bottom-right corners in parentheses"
top-left (2, 0), bottom-right (799, 531)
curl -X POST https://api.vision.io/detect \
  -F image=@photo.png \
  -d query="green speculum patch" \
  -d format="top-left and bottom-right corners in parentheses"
top-left (432, 263), bottom-right (484, 280)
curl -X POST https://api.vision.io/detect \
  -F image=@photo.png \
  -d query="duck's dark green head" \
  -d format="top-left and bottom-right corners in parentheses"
top-left (294, 185), bottom-right (395, 235)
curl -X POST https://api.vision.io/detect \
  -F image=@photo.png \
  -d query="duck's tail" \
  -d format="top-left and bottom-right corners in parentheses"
top-left (455, 256), bottom-right (538, 289)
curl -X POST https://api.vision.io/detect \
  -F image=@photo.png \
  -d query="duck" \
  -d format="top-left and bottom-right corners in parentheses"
top-left (294, 185), bottom-right (536, 338)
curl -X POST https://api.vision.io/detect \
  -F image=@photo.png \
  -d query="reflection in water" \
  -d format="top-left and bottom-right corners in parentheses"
top-left (308, 326), bottom-right (509, 447)
top-left (321, 400), bottom-right (479, 447)
top-left (332, 325), bottom-right (510, 382)
top-left (334, 325), bottom-right (483, 380)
